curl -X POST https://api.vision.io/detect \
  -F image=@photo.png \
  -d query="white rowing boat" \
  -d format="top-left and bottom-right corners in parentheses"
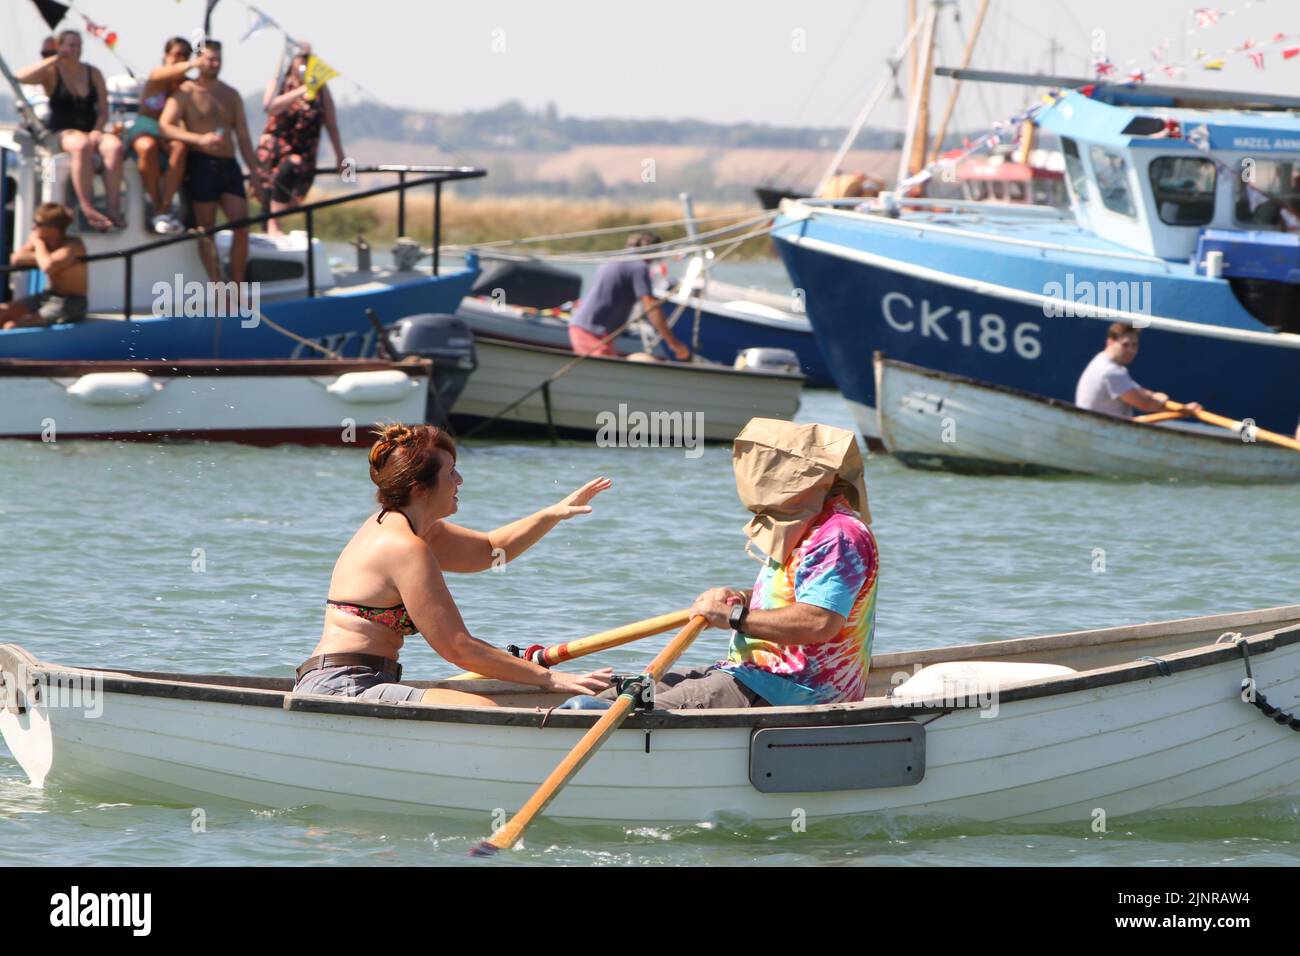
top-left (0, 358), bottom-right (439, 444)
top-left (3, 604), bottom-right (1298, 825)
top-left (451, 336), bottom-right (803, 443)
top-left (874, 354), bottom-right (1300, 482)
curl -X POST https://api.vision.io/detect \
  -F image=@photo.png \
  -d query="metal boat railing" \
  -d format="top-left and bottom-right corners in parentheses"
top-left (1, 163), bottom-right (486, 319)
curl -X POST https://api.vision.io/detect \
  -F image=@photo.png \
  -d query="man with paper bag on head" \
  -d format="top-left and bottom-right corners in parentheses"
top-left (570, 419), bottom-right (879, 711)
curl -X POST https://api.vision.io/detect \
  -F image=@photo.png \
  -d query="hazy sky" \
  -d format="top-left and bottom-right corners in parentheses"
top-left (5, 0), bottom-right (1299, 130)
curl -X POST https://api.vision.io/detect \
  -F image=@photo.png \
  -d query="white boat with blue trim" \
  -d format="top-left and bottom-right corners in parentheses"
top-left (3, 603), bottom-right (1298, 825)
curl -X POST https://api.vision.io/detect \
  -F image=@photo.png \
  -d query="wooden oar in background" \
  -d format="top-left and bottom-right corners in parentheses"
top-left (469, 615), bottom-right (708, 857)
top-left (1164, 400), bottom-right (1300, 453)
top-left (448, 608), bottom-right (691, 680)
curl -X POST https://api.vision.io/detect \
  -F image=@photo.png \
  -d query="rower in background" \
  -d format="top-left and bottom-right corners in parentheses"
top-left (1075, 322), bottom-right (1202, 418)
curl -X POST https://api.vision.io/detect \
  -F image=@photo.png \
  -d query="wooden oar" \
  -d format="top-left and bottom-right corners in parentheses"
top-left (448, 608), bottom-right (691, 680)
top-left (1133, 410), bottom-right (1187, 424)
top-left (1165, 401), bottom-right (1300, 453)
top-left (470, 615), bottom-right (708, 857)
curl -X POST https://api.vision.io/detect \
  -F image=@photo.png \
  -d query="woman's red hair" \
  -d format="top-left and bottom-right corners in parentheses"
top-left (367, 423), bottom-right (456, 511)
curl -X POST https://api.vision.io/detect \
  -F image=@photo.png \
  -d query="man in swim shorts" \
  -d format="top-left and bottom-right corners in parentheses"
top-left (1, 203), bottom-right (88, 329)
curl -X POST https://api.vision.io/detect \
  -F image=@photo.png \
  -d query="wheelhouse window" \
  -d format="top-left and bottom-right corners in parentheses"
top-left (1088, 146), bottom-right (1137, 218)
top-left (1149, 156), bottom-right (1216, 226)
top-left (1234, 159), bottom-right (1300, 230)
top-left (1061, 137), bottom-right (1089, 207)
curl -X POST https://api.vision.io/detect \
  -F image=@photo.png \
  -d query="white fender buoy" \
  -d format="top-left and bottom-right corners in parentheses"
top-left (65, 372), bottom-right (161, 405)
top-left (326, 369), bottom-right (417, 404)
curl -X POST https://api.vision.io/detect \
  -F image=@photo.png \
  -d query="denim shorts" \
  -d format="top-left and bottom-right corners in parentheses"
top-left (293, 664), bottom-right (424, 703)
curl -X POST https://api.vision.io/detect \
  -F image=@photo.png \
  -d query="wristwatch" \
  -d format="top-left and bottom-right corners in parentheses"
top-left (728, 602), bottom-right (749, 633)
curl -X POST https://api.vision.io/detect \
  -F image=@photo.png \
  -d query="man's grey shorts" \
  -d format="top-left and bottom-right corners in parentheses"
top-left (19, 292), bottom-right (87, 324)
top-left (293, 664), bottom-right (424, 703)
top-left (595, 665), bottom-right (768, 710)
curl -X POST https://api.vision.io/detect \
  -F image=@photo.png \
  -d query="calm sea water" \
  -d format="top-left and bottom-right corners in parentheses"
top-left (2, 387), bottom-right (1298, 867)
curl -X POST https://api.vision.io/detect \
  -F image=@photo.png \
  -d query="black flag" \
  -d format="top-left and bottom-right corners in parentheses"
top-left (32, 0), bottom-right (69, 31)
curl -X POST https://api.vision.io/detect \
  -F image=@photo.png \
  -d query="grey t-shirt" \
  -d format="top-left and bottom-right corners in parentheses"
top-left (1075, 351), bottom-right (1139, 417)
top-left (570, 260), bottom-right (651, 335)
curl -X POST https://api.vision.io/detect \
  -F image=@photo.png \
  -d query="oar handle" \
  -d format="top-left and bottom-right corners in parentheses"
top-left (537, 609), bottom-right (692, 666)
top-left (471, 615), bottom-right (709, 856)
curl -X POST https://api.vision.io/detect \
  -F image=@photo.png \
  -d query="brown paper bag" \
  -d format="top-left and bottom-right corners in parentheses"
top-left (732, 418), bottom-right (869, 564)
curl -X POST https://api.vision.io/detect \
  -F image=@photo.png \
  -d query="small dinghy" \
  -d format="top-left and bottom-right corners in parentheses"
top-left (875, 354), bottom-right (1300, 482)
top-left (3, 604), bottom-right (1298, 824)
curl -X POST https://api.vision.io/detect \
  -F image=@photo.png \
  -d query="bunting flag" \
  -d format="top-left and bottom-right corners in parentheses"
top-left (31, 0), bottom-right (68, 30)
top-left (1128, 69), bottom-right (1146, 84)
top-left (302, 54), bottom-right (339, 101)
top-left (1092, 56), bottom-right (1116, 79)
top-left (1194, 8), bottom-right (1223, 29)
top-left (83, 18), bottom-right (118, 50)
top-left (241, 6), bottom-right (275, 42)
top-left (1284, 48), bottom-right (1300, 60)
top-left (1203, 58), bottom-right (1226, 69)
top-left (1249, 50), bottom-right (1266, 69)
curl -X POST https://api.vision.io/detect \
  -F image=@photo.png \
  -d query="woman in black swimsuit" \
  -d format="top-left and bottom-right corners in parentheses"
top-left (294, 423), bottom-right (614, 706)
top-left (16, 30), bottom-right (125, 231)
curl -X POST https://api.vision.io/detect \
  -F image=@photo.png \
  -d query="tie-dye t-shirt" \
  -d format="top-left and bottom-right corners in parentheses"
top-left (720, 495), bottom-right (878, 706)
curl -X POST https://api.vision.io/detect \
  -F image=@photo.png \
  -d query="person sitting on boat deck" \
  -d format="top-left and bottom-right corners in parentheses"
top-left (16, 30), bottom-right (127, 232)
top-left (567, 232), bottom-right (691, 360)
top-left (128, 37), bottom-right (198, 235)
top-left (1, 203), bottom-right (88, 330)
top-left (160, 40), bottom-right (266, 284)
top-left (1074, 322), bottom-right (1201, 419)
top-left (567, 419), bottom-right (879, 711)
top-left (293, 423), bottom-right (615, 706)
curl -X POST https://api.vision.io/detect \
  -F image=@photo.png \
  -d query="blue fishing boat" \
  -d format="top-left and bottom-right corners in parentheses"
top-left (1, 131), bottom-right (483, 361)
top-left (772, 71), bottom-right (1300, 440)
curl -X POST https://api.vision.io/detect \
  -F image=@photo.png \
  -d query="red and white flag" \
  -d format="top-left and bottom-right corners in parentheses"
top-left (1193, 8), bottom-right (1222, 29)
top-left (1282, 47), bottom-right (1300, 60)
top-left (1249, 50), bottom-right (1266, 69)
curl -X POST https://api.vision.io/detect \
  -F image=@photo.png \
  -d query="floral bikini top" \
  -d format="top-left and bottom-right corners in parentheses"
top-left (324, 508), bottom-right (419, 636)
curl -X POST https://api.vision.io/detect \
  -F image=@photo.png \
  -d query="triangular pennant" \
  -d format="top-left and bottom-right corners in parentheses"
top-left (1283, 47), bottom-right (1300, 60)
top-left (31, 0), bottom-right (68, 31)
top-left (1203, 58), bottom-right (1225, 70)
top-left (302, 54), bottom-right (340, 101)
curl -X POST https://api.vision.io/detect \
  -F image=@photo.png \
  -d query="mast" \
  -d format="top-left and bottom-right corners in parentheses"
top-left (897, 0), bottom-right (939, 186)
top-left (928, 0), bottom-right (990, 162)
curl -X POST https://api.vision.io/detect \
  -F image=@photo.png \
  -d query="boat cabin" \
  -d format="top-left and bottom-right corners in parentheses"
top-left (1037, 89), bottom-right (1300, 263)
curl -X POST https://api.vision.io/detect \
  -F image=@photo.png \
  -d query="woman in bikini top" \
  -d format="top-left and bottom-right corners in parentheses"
top-left (297, 423), bottom-right (615, 707)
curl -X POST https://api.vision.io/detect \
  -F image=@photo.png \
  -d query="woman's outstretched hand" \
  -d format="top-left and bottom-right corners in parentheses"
top-left (545, 666), bottom-right (614, 696)
top-left (548, 476), bottom-right (612, 520)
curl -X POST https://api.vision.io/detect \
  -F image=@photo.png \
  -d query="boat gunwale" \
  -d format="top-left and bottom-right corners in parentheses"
top-left (874, 353), bottom-right (1296, 455)
top-left (6, 605), bottom-right (1298, 730)
top-left (0, 358), bottom-right (434, 378)
top-left (472, 334), bottom-right (806, 383)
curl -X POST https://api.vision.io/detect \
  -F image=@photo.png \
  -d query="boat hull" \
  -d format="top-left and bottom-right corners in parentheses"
top-left (773, 210), bottom-right (1300, 437)
top-left (3, 607), bottom-right (1299, 825)
top-left (0, 267), bottom-right (479, 362)
top-left (0, 359), bottom-right (432, 444)
top-left (875, 356), bottom-right (1300, 482)
top-left (450, 337), bottom-right (804, 443)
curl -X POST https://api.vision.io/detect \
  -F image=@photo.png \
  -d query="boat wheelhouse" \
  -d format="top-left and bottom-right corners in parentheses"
top-left (773, 73), bottom-right (1300, 443)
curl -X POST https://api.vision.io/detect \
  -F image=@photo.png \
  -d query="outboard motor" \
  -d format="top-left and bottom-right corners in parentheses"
top-left (734, 347), bottom-right (802, 376)
top-left (384, 313), bottom-right (477, 428)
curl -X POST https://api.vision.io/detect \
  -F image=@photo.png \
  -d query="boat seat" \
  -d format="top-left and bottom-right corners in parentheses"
top-left (889, 660), bottom-right (1076, 704)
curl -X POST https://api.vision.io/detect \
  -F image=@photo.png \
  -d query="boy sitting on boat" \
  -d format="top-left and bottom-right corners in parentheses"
top-left (0, 203), bottom-right (88, 329)
top-left (571, 419), bottom-right (879, 710)
top-left (1075, 322), bottom-right (1201, 418)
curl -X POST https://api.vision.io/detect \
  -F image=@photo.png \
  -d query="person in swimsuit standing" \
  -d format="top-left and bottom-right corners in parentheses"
top-left (127, 37), bottom-right (198, 235)
top-left (293, 423), bottom-right (615, 706)
top-left (160, 39), bottom-right (265, 284)
top-left (257, 45), bottom-right (345, 237)
top-left (16, 30), bottom-right (126, 232)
